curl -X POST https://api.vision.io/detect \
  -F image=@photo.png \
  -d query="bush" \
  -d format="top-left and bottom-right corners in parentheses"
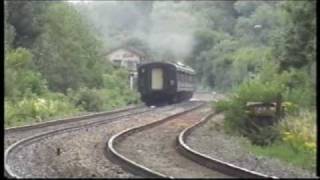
top-left (247, 110), bottom-right (316, 171)
top-left (214, 100), bottom-right (231, 113)
top-left (67, 85), bottom-right (140, 112)
top-left (279, 110), bottom-right (316, 155)
top-left (5, 48), bottom-right (48, 99)
top-left (242, 124), bottom-right (280, 146)
top-left (68, 87), bottom-right (104, 112)
top-left (5, 93), bottom-right (80, 127)
top-left (214, 77), bottom-right (283, 145)
top-left (281, 68), bottom-right (316, 109)
top-left (283, 85), bottom-right (315, 110)
top-left (282, 101), bottom-right (299, 115)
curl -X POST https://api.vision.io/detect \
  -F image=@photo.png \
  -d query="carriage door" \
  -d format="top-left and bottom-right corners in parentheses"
top-left (151, 68), bottom-right (163, 90)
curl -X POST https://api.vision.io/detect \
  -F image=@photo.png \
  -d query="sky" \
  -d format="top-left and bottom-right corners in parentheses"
top-left (68, 0), bottom-right (91, 4)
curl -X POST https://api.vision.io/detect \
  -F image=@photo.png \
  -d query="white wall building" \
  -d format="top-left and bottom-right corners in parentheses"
top-left (106, 47), bottom-right (146, 72)
top-left (105, 46), bottom-right (147, 89)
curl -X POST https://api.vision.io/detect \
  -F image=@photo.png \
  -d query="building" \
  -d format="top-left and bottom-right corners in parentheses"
top-left (104, 46), bottom-right (146, 73)
top-left (104, 46), bottom-right (147, 89)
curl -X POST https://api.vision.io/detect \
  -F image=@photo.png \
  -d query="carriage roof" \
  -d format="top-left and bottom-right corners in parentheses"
top-left (139, 61), bottom-right (195, 75)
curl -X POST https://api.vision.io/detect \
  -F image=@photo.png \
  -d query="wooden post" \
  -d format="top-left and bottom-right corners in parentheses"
top-left (129, 73), bottom-right (134, 90)
top-left (275, 94), bottom-right (282, 121)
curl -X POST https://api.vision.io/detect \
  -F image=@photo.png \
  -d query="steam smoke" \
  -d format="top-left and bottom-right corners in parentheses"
top-left (73, 1), bottom-right (201, 61)
top-left (146, 1), bottom-right (198, 60)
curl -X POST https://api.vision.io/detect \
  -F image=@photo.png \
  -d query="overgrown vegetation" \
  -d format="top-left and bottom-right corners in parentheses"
top-left (248, 110), bottom-right (316, 171)
top-left (4, 1), bottom-right (139, 127)
top-left (212, 1), bottom-right (316, 171)
top-left (4, 1), bottom-right (316, 172)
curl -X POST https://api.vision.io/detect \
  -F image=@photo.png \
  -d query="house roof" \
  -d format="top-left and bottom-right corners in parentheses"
top-left (104, 45), bottom-right (146, 58)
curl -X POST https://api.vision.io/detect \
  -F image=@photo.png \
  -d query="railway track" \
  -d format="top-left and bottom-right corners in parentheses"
top-left (107, 102), bottom-right (231, 178)
top-left (177, 112), bottom-right (278, 179)
top-left (5, 102), bottom-right (199, 178)
top-left (107, 102), bottom-right (280, 178)
top-left (6, 100), bottom-right (273, 178)
top-left (5, 105), bottom-right (145, 149)
top-left (5, 105), bottom-right (152, 178)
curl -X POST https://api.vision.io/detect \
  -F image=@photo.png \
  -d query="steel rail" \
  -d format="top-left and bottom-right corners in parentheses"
top-left (5, 104), bottom-right (144, 134)
top-left (177, 112), bottom-right (279, 179)
top-left (106, 101), bottom-right (206, 178)
top-left (5, 105), bottom-right (152, 178)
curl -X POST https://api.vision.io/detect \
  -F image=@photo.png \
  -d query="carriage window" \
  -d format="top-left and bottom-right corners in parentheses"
top-left (113, 59), bottom-right (122, 66)
top-left (127, 61), bottom-right (136, 70)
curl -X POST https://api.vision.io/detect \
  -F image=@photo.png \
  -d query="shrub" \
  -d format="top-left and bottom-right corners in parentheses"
top-left (242, 124), bottom-right (280, 146)
top-left (5, 48), bottom-right (48, 99)
top-left (5, 93), bottom-right (80, 127)
top-left (248, 110), bottom-right (316, 170)
top-left (283, 86), bottom-right (315, 109)
top-left (68, 87), bottom-right (104, 112)
top-left (282, 101), bottom-right (299, 115)
top-left (279, 110), bottom-right (316, 156)
top-left (214, 77), bottom-right (283, 145)
top-left (281, 69), bottom-right (316, 109)
top-left (214, 100), bottom-right (231, 113)
top-left (67, 85), bottom-right (140, 112)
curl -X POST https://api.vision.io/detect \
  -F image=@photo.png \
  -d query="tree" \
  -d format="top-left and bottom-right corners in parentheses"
top-left (233, 1), bottom-right (262, 17)
top-left (31, 3), bottom-right (105, 92)
top-left (190, 1), bottom-right (238, 34)
top-left (272, 1), bottom-right (316, 71)
top-left (6, 1), bottom-right (49, 49)
top-left (5, 48), bottom-right (47, 99)
top-left (234, 2), bottom-right (285, 46)
top-left (4, 2), bottom-right (14, 50)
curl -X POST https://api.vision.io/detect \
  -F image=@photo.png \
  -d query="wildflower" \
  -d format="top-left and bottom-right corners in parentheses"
top-left (37, 98), bottom-right (46, 105)
top-left (305, 142), bottom-right (316, 151)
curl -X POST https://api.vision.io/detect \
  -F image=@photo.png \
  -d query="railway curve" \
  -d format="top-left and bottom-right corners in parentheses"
top-left (5, 105), bottom-right (151, 178)
top-left (5, 102), bottom-right (198, 178)
top-left (177, 112), bottom-right (278, 179)
top-left (106, 101), bottom-right (231, 178)
top-left (5, 105), bottom-right (144, 149)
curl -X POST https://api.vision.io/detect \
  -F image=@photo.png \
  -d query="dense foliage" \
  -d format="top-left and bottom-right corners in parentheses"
top-left (4, 1), bottom-right (139, 127)
top-left (4, 0), bottom-right (316, 171)
top-left (211, 1), bottom-right (316, 170)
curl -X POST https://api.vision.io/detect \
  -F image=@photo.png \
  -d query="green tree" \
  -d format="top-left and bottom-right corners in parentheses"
top-left (272, 1), bottom-right (316, 71)
top-left (31, 3), bottom-right (104, 92)
top-left (6, 1), bottom-right (49, 49)
top-left (5, 48), bottom-right (47, 100)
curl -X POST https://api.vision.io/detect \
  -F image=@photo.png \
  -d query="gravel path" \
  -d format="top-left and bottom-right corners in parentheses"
top-left (186, 113), bottom-right (317, 178)
top-left (6, 104), bottom-right (192, 178)
top-left (116, 106), bottom-right (230, 178)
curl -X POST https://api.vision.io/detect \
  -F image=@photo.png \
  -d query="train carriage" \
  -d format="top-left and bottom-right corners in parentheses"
top-left (137, 62), bottom-right (195, 105)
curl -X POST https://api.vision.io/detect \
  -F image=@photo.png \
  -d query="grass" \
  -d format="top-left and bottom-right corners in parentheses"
top-left (234, 108), bottom-right (317, 172)
top-left (247, 140), bottom-right (316, 171)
